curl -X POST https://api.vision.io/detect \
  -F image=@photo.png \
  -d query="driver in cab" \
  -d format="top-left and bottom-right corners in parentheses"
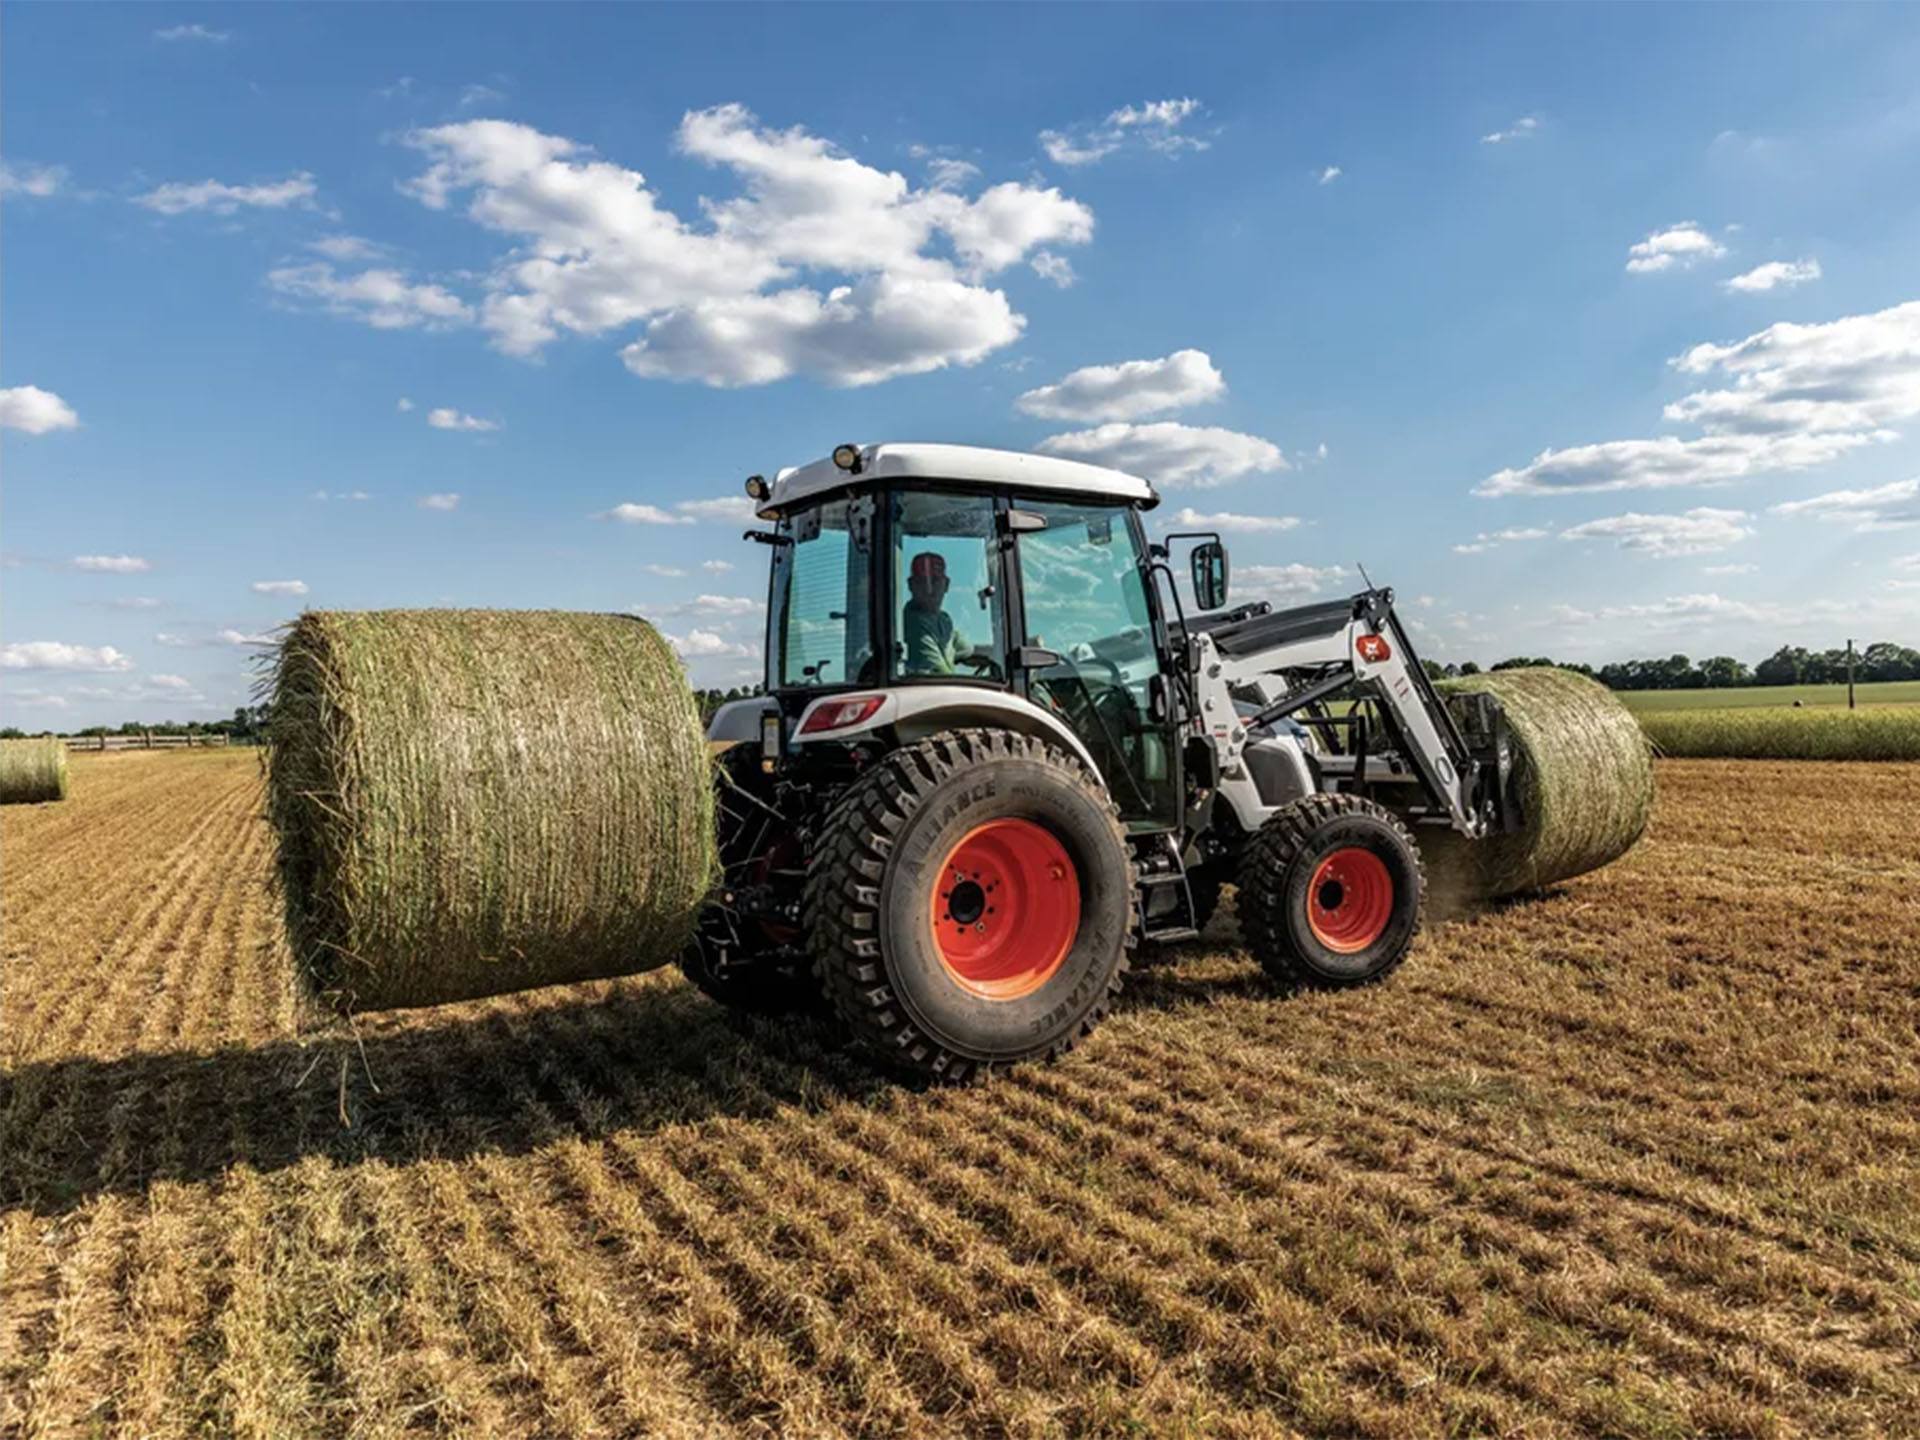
top-left (901, 551), bottom-right (974, 676)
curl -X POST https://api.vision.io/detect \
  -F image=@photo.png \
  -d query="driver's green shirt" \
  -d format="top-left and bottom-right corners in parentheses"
top-left (901, 603), bottom-right (968, 675)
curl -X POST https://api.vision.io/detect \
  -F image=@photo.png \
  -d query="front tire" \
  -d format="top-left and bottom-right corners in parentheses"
top-left (1238, 793), bottom-right (1425, 990)
top-left (808, 729), bottom-right (1134, 1083)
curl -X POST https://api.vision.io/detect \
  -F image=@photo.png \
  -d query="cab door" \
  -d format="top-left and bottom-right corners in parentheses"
top-left (1011, 499), bottom-right (1180, 830)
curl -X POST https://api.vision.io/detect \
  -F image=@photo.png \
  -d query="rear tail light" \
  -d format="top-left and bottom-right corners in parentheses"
top-left (799, 695), bottom-right (885, 734)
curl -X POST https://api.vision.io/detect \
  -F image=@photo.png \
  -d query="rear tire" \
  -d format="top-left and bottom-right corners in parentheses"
top-left (808, 729), bottom-right (1135, 1083)
top-left (1238, 793), bottom-right (1424, 990)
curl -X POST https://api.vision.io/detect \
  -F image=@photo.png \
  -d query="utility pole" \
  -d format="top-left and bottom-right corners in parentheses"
top-left (1846, 638), bottom-right (1856, 711)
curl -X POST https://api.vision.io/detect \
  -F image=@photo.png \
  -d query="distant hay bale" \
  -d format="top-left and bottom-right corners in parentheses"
top-left (0, 738), bottom-right (69, 805)
top-left (1425, 668), bottom-right (1653, 901)
top-left (267, 609), bottom-right (716, 1011)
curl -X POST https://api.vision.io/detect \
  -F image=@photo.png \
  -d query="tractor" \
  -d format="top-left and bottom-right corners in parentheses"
top-left (688, 442), bottom-right (1517, 1081)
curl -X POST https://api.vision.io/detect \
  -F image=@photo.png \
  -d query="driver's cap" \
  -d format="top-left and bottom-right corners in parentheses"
top-left (910, 552), bottom-right (947, 581)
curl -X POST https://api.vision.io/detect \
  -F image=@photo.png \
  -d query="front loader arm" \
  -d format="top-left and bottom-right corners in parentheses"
top-left (1190, 588), bottom-right (1494, 837)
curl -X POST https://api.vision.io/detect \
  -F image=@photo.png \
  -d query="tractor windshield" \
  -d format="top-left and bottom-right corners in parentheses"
top-left (767, 496), bottom-right (876, 689)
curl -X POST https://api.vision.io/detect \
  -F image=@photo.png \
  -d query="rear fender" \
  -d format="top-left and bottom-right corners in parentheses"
top-left (796, 687), bottom-right (1104, 785)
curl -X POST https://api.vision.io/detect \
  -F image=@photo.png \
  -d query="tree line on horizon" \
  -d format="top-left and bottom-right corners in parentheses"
top-left (8, 643), bottom-right (1914, 740)
top-left (1423, 641), bottom-right (1920, 693)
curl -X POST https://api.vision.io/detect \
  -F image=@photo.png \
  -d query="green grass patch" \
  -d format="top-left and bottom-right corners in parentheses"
top-left (1617, 679), bottom-right (1920, 712)
top-left (1637, 705), bottom-right (1920, 761)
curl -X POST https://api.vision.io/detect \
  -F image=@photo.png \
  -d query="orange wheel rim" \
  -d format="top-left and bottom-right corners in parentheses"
top-left (930, 819), bottom-right (1080, 1000)
top-left (1306, 847), bottom-right (1393, 953)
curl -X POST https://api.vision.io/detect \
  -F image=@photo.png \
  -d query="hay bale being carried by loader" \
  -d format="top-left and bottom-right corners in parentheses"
top-left (267, 609), bottom-right (716, 1011)
top-left (0, 737), bottom-right (69, 805)
top-left (1426, 667), bottom-right (1652, 902)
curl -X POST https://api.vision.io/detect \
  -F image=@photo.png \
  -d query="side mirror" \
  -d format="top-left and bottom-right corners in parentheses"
top-left (1190, 540), bottom-right (1229, 611)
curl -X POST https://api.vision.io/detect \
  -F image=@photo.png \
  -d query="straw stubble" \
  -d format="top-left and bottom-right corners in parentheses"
top-left (267, 609), bottom-right (716, 1010)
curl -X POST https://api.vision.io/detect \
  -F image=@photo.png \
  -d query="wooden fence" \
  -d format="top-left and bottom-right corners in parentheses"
top-left (63, 733), bottom-right (234, 752)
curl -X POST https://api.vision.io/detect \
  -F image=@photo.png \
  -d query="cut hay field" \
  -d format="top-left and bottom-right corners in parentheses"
top-left (1617, 680), bottom-right (1920, 712)
top-left (1637, 705), bottom-right (1920, 762)
top-left (4, 750), bottom-right (1918, 1439)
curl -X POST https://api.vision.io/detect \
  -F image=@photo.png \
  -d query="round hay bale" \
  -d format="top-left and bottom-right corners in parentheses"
top-left (1424, 667), bottom-right (1652, 901)
top-left (267, 609), bottom-right (717, 1011)
top-left (0, 738), bottom-right (69, 805)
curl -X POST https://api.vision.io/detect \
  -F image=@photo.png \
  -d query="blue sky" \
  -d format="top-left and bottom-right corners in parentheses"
top-left (4, 3), bottom-right (1919, 726)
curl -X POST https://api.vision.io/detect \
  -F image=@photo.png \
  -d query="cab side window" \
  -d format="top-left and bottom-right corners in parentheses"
top-left (889, 491), bottom-right (1006, 682)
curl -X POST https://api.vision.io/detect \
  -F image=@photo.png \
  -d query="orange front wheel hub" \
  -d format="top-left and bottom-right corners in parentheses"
top-left (930, 819), bottom-right (1080, 999)
top-left (1306, 847), bottom-right (1394, 953)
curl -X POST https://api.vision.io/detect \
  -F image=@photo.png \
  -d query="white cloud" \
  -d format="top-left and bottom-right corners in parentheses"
top-left (665, 628), bottom-right (756, 659)
top-left (1017, 349), bottom-right (1225, 423)
top-left (1702, 562), bottom-right (1758, 576)
top-left (1480, 116), bottom-right (1539, 145)
top-left (311, 488), bottom-right (370, 502)
top-left (1235, 563), bottom-right (1346, 600)
top-left (602, 502), bottom-right (695, 526)
top-left (701, 559), bottom-right (735, 573)
top-left (154, 23), bottom-right (230, 42)
top-left (1039, 131), bottom-right (1121, 168)
top-left (426, 407), bottom-right (499, 432)
top-left (459, 82), bottom-right (506, 109)
top-left (1168, 507), bottom-right (1300, 533)
top-left (149, 673), bottom-right (195, 690)
top-left (216, 628), bottom-right (273, 647)
top-left (1896, 553), bottom-right (1920, 573)
top-left (1040, 97), bottom-right (1207, 168)
top-left (251, 579), bottom-right (309, 595)
top-left (1111, 98), bottom-right (1201, 129)
top-left (682, 594), bottom-right (760, 617)
top-left (267, 263), bottom-right (472, 330)
top-left (155, 632), bottom-right (190, 647)
top-left (1725, 258), bottom-right (1820, 293)
top-left (0, 385), bottom-right (79, 434)
top-left (1768, 477), bottom-right (1920, 532)
top-left (1029, 251), bottom-right (1076, 287)
top-left (397, 108), bottom-right (1092, 388)
top-left (1478, 299), bottom-right (1920, 497)
top-left (924, 156), bottom-right (981, 190)
top-left (1449, 526), bottom-right (1551, 555)
top-left (1625, 222), bottom-right (1728, 274)
top-left (674, 496), bottom-right (759, 522)
top-left (1036, 421), bottom-right (1287, 489)
top-left (1545, 592), bottom-right (1869, 632)
top-left (1557, 507), bottom-right (1753, 557)
top-left (396, 397), bottom-right (415, 412)
top-left (0, 161), bottom-right (68, 197)
top-left (72, 554), bottom-right (150, 573)
top-left (1316, 165), bottom-right (1342, 185)
top-left (308, 234), bottom-right (384, 262)
top-left (108, 596), bottom-right (163, 610)
top-left (644, 564), bottom-right (686, 578)
top-left (419, 492), bottom-right (461, 511)
top-left (135, 173), bottom-right (317, 215)
top-left (1, 641), bottom-right (134, 673)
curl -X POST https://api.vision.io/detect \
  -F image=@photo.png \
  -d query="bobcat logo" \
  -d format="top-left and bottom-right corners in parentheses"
top-left (1355, 633), bottom-right (1392, 663)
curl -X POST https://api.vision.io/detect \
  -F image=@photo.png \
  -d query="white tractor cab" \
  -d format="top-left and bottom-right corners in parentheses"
top-left (695, 442), bottom-right (1518, 1081)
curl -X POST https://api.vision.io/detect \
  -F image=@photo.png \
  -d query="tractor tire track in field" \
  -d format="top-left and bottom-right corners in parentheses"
top-left (3, 750), bottom-right (1918, 1437)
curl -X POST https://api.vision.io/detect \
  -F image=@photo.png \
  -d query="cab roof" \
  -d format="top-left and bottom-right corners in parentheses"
top-left (761, 442), bottom-right (1158, 520)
